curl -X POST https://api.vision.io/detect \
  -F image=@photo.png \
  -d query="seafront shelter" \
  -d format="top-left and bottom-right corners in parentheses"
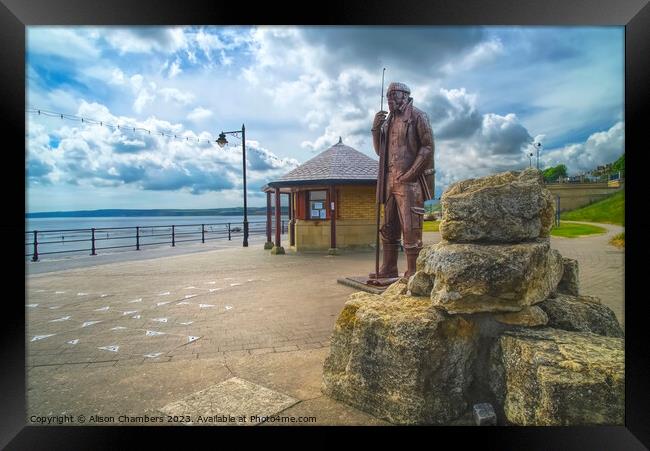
top-left (263, 138), bottom-right (378, 254)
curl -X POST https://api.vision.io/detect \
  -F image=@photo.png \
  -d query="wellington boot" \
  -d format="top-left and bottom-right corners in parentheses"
top-left (403, 249), bottom-right (420, 279)
top-left (369, 243), bottom-right (399, 279)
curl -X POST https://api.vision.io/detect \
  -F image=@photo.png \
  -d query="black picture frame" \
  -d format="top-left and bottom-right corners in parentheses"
top-left (4, 0), bottom-right (649, 448)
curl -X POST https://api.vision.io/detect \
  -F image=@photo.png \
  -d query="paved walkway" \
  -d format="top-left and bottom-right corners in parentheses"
top-left (25, 222), bottom-right (623, 425)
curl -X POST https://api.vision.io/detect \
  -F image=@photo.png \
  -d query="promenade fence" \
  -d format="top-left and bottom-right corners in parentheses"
top-left (26, 219), bottom-right (287, 261)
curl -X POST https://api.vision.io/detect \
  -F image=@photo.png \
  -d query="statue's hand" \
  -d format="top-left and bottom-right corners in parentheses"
top-left (373, 110), bottom-right (388, 129)
top-left (398, 170), bottom-right (419, 183)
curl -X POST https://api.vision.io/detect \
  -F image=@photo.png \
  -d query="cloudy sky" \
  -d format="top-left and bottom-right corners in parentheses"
top-left (26, 26), bottom-right (624, 212)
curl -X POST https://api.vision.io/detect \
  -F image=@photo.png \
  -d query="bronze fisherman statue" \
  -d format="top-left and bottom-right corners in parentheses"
top-left (368, 82), bottom-right (435, 284)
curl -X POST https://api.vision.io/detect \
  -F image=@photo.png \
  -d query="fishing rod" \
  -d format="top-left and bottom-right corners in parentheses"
top-left (374, 68), bottom-right (386, 281)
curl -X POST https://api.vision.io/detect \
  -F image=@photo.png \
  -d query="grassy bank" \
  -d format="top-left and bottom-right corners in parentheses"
top-left (550, 222), bottom-right (607, 238)
top-left (609, 232), bottom-right (625, 248)
top-left (424, 219), bottom-right (608, 239)
top-left (423, 220), bottom-right (440, 232)
top-left (560, 189), bottom-right (624, 225)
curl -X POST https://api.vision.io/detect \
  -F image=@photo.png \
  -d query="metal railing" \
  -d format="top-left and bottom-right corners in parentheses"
top-left (547, 172), bottom-right (624, 184)
top-left (26, 220), bottom-right (288, 261)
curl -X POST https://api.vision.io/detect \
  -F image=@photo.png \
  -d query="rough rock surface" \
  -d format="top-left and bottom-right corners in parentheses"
top-left (493, 306), bottom-right (548, 327)
top-left (557, 258), bottom-right (580, 296)
top-left (407, 270), bottom-right (434, 297)
top-left (416, 245), bottom-right (436, 272)
top-left (489, 328), bottom-right (624, 425)
top-left (381, 279), bottom-right (408, 297)
top-left (439, 168), bottom-right (555, 243)
top-left (424, 239), bottom-right (563, 314)
top-left (538, 294), bottom-right (623, 338)
top-left (322, 292), bottom-right (479, 424)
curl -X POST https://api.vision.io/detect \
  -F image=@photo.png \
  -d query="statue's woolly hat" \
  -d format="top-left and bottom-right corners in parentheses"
top-left (387, 82), bottom-right (411, 94)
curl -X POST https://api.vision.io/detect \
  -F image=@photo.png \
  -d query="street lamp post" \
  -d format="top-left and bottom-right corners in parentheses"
top-left (217, 124), bottom-right (248, 247)
top-left (533, 142), bottom-right (542, 170)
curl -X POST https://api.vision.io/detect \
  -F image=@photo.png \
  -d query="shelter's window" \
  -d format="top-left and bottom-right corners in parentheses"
top-left (309, 190), bottom-right (327, 219)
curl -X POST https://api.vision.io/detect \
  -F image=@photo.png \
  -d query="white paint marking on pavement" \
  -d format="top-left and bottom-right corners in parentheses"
top-left (31, 334), bottom-right (55, 342)
top-left (184, 294), bottom-right (197, 299)
top-left (110, 326), bottom-right (127, 331)
top-left (208, 288), bottom-right (221, 293)
top-left (199, 304), bottom-right (215, 308)
top-left (98, 345), bottom-right (119, 352)
top-left (230, 283), bottom-right (242, 287)
top-left (225, 305), bottom-right (233, 311)
top-left (94, 306), bottom-right (110, 312)
top-left (49, 316), bottom-right (71, 322)
top-left (152, 318), bottom-right (168, 323)
top-left (187, 336), bottom-right (200, 343)
top-left (48, 306), bottom-right (62, 309)
top-left (129, 298), bottom-right (143, 303)
top-left (206, 281), bottom-right (216, 285)
top-left (55, 291), bottom-right (65, 294)
top-left (67, 339), bottom-right (79, 345)
top-left (158, 292), bottom-right (171, 296)
top-left (100, 294), bottom-right (110, 298)
top-left (123, 311), bottom-right (138, 316)
top-left (144, 352), bottom-right (163, 358)
top-left (184, 286), bottom-right (196, 289)
top-left (27, 304), bottom-right (38, 308)
top-left (81, 321), bottom-right (102, 328)
top-left (146, 330), bottom-right (165, 336)
top-left (177, 301), bottom-right (191, 305)
top-left (156, 301), bottom-right (171, 307)
top-left (132, 315), bottom-right (141, 319)
top-left (77, 292), bottom-right (88, 296)
top-left (179, 321), bottom-right (193, 325)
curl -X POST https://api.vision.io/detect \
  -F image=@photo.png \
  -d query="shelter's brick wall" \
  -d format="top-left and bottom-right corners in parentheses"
top-left (339, 186), bottom-right (376, 220)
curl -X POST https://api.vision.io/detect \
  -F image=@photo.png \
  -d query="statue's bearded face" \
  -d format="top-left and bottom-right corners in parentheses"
top-left (387, 89), bottom-right (407, 112)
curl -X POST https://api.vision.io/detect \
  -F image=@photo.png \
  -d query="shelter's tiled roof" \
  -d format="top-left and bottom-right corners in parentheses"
top-left (268, 138), bottom-right (378, 188)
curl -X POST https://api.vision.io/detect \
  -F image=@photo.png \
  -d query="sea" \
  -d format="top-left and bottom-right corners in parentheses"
top-left (25, 215), bottom-right (289, 260)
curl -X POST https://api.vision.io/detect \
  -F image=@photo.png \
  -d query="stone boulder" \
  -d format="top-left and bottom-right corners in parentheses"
top-left (493, 306), bottom-right (548, 327)
top-left (381, 279), bottom-right (408, 297)
top-left (538, 294), bottom-right (623, 338)
top-left (424, 239), bottom-right (564, 314)
top-left (489, 328), bottom-right (624, 425)
top-left (407, 270), bottom-right (434, 297)
top-left (557, 257), bottom-right (580, 296)
top-left (322, 292), bottom-right (479, 424)
top-left (439, 168), bottom-right (555, 243)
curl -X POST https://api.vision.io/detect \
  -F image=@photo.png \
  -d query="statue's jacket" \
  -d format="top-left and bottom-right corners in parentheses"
top-left (372, 99), bottom-right (435, 205)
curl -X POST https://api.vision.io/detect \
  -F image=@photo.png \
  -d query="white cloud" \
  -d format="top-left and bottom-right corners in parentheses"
top-left (27, 28), bottom-right (100, 60)
top-left (168, 59), bottom-right (182, 78)
top-left (27, 101), bottom-right (298, 199)
top-left (102, 28), bottom-right (187, 54)
top-left (540, 122), bottom-right (624, 174)
top-left (187, 107), bottom-right (213, 122)
top-left (158, 88), bottom-right (195, 105)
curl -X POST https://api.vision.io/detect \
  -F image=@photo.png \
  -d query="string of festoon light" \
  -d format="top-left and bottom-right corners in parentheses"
top-left (26, 107), bottom-right (242, 145)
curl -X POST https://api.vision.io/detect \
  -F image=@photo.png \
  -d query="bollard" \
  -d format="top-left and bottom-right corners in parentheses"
top-left (171, 225), bottom-right (175, 247)
top-left (136, 226), bottom-right (140, 250)
top-left (201, 224), bottom-right (205, 243)
top-left (32, 230), bottom-right (39, 262)
top-left (228, 223), bottom-right (231, 241)
top-left (90, 228), bottom-right (96, 255)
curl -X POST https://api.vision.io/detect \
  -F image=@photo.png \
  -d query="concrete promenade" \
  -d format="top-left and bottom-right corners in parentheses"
top-left (25, 222), bottom-right (624, 426)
